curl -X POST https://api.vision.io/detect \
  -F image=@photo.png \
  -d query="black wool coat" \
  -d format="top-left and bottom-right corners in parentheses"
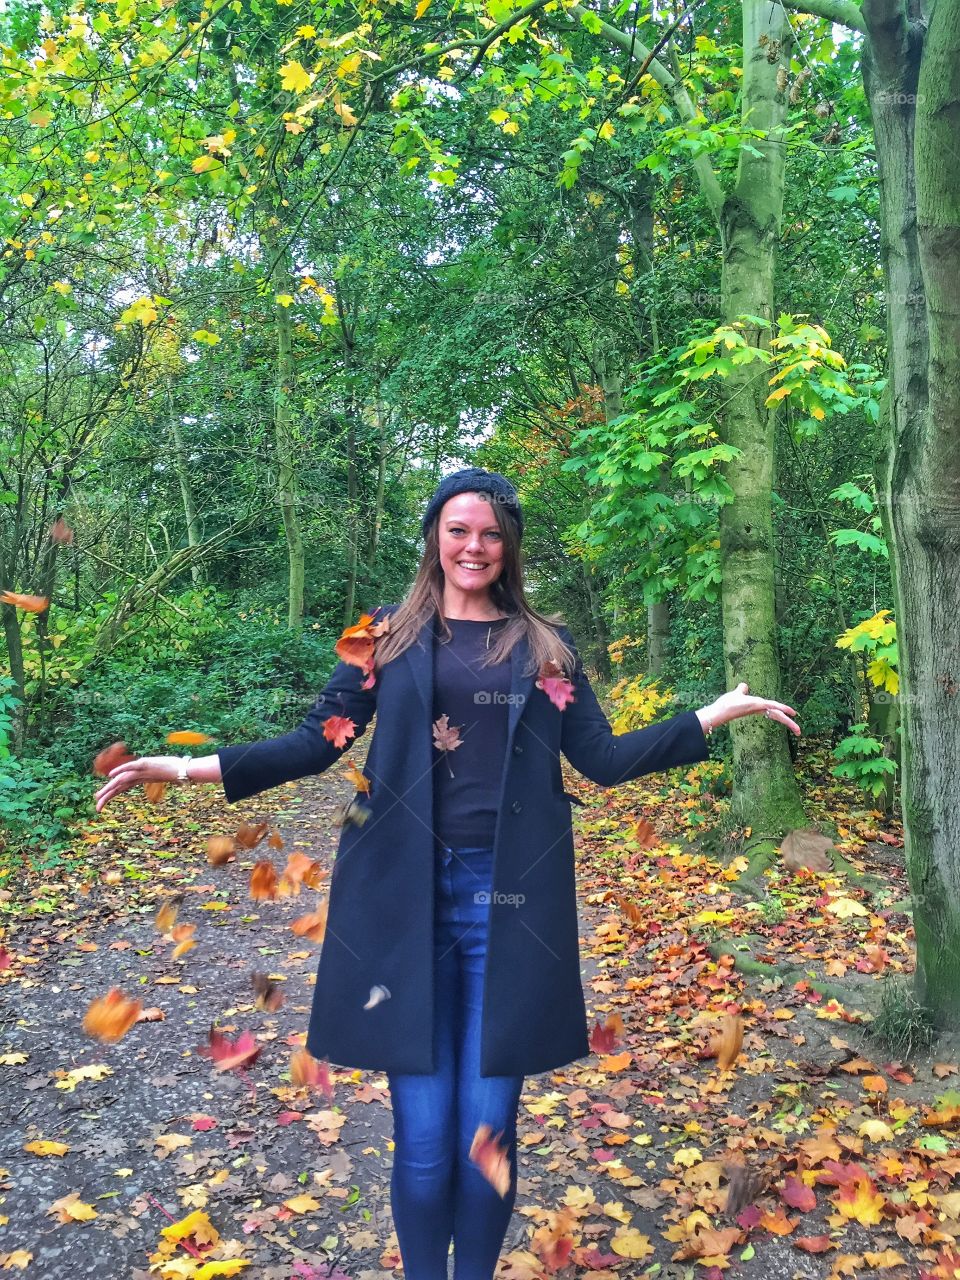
top-left (217, 606), bottom-right (711, 1078)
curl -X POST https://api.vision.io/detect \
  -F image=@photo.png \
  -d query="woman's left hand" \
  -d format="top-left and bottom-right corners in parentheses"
top-left (704, 682), bottom-right (801, 736)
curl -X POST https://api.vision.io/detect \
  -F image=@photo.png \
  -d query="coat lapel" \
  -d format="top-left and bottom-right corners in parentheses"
top-left (401, 612), bottom-right (537, 747)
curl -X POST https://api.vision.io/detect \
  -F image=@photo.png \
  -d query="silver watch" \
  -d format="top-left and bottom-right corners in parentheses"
top-left (175, 756), bottom-right (192, 782)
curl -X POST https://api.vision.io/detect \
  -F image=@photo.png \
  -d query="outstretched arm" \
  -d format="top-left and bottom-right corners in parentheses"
top-left (217, 656), bottom-right (378, 804)
top-left (557, 630), bottom-right (799, 787)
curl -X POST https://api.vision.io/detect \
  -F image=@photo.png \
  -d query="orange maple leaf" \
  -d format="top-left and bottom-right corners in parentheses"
top-left (323, 715), bottom-right (357, 749)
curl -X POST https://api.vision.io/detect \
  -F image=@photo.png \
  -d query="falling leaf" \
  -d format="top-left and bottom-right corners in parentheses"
top-left (234, 821), bottom-right (270, 849)
top-left (249, 861), bottom-right (278, 900)
top-left (432, 714), bottom-right (463, 775)
top-left (155, 895), bottom-right (183, 935)
top-left (589, 1013), bottom-right (624, 1054)
top-left (290, 1048), bottom-right (332, 1095)
top-left (92, 741), bottom-right (134, 776)
top-left (207, 836), bottom-right (236, 866)
top-left (197, 1028), bottom-right (262, 1074)
top-left (167, 730), bottom-right (213, 746)
top-left (252, 972), bottom-right (285, 1012)
top-left (714, 1013), bottom-right (744, 1070)
top-left (334, 609), bottom-right (389, 675)
top-left (0, 590), bottom-right (49, 613)
top-left (363, 983), bottom-right (391, 1009)
top-left (536, 660), bottom-right (576, 711)
top-left (290, 905), bottom-right (328, 943)
top-left (144, 780), bottom-right (167, 803)
top-left (323, 715), bottom-right (357, 749)
top-left (83, 988), bottom-right (143, 1043)
top-left (48, 517), bottom-right (74, 544)
top-left (342, 759), bottom-right (371, 792)
top-left (469, 1123), bottom-right (511, 1197)
top-left (633, 817), bottom-right (660, 848)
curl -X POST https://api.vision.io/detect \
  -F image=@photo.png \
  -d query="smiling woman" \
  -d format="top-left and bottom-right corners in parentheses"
top-left (93, 466), bottom-right (799, 1280)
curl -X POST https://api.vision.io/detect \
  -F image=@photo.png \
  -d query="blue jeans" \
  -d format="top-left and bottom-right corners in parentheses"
top-left (387, 843), bottom-right (526, 1280)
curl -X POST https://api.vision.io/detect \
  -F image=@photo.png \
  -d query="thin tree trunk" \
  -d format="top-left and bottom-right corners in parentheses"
top-left (167, 376), bottom-right (202, 585)
top-left (262, 229), bottom-right (305, 630)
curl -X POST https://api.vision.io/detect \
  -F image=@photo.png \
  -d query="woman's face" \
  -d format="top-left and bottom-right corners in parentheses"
top-left (436, 491), bottom-right (506, 595)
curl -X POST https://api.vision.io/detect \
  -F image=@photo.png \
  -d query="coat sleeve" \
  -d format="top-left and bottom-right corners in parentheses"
top-left (557, 628), bottom-right (711, 787)
top-left (217, 633), bottom-right (381, 806)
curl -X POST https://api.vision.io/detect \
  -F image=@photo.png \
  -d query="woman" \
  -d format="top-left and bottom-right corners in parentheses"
top-left (95, 467), bottom-right (800, 1280)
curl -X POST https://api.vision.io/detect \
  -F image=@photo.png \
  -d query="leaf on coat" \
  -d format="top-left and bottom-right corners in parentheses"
top-left (197, 1027), bottom-right (262, 1074)
top-left (468, 1123), bottom-right (511, 1198)
top-left (323, 715), bottom-right (357, 749)
top-left (432, 713), bottom-right (463, 752)
top-left (536, 660), bottom-right (576, 711)
top-left (83, 988), bottom-right (143, 1043)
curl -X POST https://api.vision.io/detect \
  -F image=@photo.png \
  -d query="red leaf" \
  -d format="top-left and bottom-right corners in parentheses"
top-left (322, 715), bottom-right (356, 749)
top-left (781, 1177), bottom-right (816, 1213)
top-left (196, 1028), bottom-right (262, 1074)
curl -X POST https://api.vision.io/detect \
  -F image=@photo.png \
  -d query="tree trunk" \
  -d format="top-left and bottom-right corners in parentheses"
top-left (863, 0), bottom-right (960, 1020)
top-left (717, 0), bottom-right (806, 833)
top-left (167, 376), bottom-right (202, 585)
top-left (262, 226), bottom-right (305, 630)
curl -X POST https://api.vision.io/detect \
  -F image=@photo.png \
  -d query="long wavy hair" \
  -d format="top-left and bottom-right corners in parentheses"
top-left (372, 490), bottom-right (577, 680)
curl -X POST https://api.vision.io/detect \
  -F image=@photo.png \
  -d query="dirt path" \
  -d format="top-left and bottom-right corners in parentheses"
top-left (1, 753), bottom-right (956, 1279)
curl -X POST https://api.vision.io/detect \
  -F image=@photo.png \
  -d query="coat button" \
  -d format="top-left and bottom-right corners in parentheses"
top-left (511, 800), bottom-right (522, 813)
top-left (513, 743), bottom-right (523, 755)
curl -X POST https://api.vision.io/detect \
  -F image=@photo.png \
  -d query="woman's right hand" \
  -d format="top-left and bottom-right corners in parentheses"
top-left (94, 756), bottom-right (186, 813)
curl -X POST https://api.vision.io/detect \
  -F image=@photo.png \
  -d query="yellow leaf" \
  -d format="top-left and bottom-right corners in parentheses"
top-left (415, 0), bottom-right (431, 14)
top-left (610, 1228), bottom-right (655, 1259)
top-left (337, 53), bottom-right (361, 77)
top-left (502, 120), bottom-right (519, 135)
top-left (24, 1140), bottom-right (69, 1157)
top-left (333, 98), bottom-right (358, 127)
top-left (192, 155), bottom-right (220, 173)
top-left (194, 1263), bottom-right (251, 1279)
top-left (283, 1194), bottom-right (321, 1213)
top-left (858, 1119), bottom-right (894, 1142)
top-left (279, 59), bottom-right (313, 93)
top-left (0, 1251), bottom-right (32, 1269)
top-left (275, 294), bottom-right (295, 308)
top-left (295, 23), bottom-right (316, 36)
top-left (160, 1209), bottom-right (219, 1246)
top-left (810, 405), bottom-right (825, 420)
top-left (20, 193), bottom-right (36, 208)
top-left (598, 119), bottom-right (615, 140)
top-left (0, 1052), bottom-right (28, 1065)
top-left (48, 1193), bottom-right (97, 1222)
top-left (827, 896), bottom-right (869, 918)
top-left (489, 108), bottom-right (510, 124)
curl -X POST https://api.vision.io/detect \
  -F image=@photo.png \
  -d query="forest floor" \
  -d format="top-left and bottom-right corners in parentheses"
top-left (1, 739), bottom-right (959, 1280)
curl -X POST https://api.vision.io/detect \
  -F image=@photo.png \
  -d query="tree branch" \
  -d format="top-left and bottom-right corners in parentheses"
top-left (566, 4), bottom-right (726, 220)
top-left (778, 0), bottom-right (867, 32)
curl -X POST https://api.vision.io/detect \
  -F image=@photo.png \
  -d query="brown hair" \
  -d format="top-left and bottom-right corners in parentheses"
top-left (372, 490), bottom-right (577, 680)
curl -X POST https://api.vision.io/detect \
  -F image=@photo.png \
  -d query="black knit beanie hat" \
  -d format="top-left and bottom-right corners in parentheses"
top-left (421, 467), bottom-right (524, 540)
